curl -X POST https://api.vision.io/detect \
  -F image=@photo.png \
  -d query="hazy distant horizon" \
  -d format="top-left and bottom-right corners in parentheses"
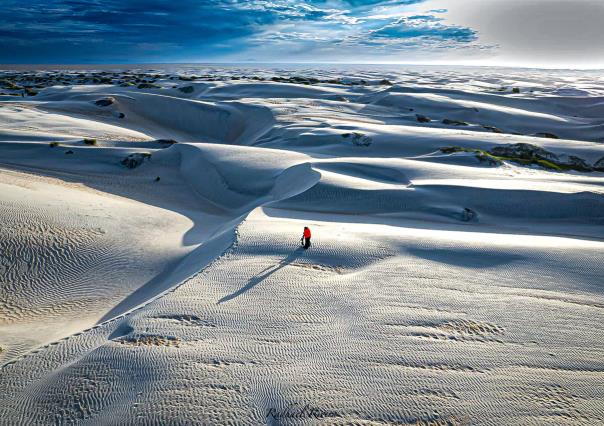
top-left (2, 62), bottom-right (603, 73)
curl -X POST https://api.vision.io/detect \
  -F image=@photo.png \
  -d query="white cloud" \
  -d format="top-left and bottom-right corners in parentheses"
top-left (423, 0), bottom-right (604, 68)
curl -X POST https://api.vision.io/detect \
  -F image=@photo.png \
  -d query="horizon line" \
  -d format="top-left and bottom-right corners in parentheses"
top-left (1, 61), bottom-right (603, 72)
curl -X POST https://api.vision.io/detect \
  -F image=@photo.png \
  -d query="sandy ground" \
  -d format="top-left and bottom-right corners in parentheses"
top-left (0, 66), bottom-right (603, 424)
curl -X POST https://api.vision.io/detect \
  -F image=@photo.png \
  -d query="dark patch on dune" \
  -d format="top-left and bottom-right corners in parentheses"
top-left (157, 139), bottom-right (178, 147)
top-left (461, 207), bottom-right (477, 222)
top-left (178, 85), bottom-right (194, 94)
top-left (121, 152), bottom-right (151, 169)
top-left (482, 125), bottom-right (503, 133)
top-left (443, 118), bottom-right (469, 126)
top-left (534, 132), bottom-right (560, 139)
top-left (441, 143), bottom-right (599, 172)
top-left (341, 132), bottom-right (372, 147)
top-left (94, 97), bottom-right (114, 107)
top-left (137, 82), bottom-right (161, 89)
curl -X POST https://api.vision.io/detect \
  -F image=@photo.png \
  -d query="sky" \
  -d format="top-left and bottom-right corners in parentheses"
top-left (1, 0), bottom-right (603, 68)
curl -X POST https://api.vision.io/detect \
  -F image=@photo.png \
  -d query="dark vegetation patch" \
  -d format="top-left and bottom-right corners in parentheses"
top-left (0, 70), bottom-right (392, 92)
top-left (137, 82), bottom-right (161, 89)
top-left (482, 125), bottom-right (503, 133)
top-left (341, 132), bottom-right (372, 147)
top-left (440, 143), bottom-right (603, 172)
top-left (178, 85), bottom-right (194, 94)
top-left (440, 146), bottom-right (502, 166)
top-left (461, 207), bottom-right (477, 222)
top-left (271, 76), bottom-right (320, 85)
top-left (442, 118), bottom-right (469, 126)
top-left (0, 79), bottom-right (22, 90)
top-left (121, 152), bottom-right (152, 169)
top-left (94, 97), bottom-right (114, 107)
top-left (83, 138), bottom-right (97, 146)
top-left (534, 132), bottom-right (560, 139)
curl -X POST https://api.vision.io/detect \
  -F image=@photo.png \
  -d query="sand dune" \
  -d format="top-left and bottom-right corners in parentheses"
top-left (0, 66), bottom-right (603, 424)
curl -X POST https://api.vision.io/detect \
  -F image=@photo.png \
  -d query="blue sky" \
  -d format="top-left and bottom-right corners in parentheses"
top-left (1, 0), bottom-right (603, 67)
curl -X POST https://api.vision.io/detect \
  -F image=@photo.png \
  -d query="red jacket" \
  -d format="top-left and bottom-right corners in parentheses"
top-left (303, 228), bottom-right (311, 238)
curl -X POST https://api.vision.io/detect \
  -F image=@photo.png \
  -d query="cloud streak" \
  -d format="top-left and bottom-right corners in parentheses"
top-left (0, 0), bottom-right (485, 63)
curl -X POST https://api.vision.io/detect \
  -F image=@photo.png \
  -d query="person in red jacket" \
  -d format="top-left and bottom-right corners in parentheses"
top-left (301, 226), bottom-right (312, 249)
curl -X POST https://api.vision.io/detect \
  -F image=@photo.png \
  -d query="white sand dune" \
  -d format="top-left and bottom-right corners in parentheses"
top-left (0, 66), bottom-right (603, 424)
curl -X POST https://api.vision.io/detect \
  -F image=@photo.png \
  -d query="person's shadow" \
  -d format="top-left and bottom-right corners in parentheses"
top-left (217, 248), bottom-right (302, 304)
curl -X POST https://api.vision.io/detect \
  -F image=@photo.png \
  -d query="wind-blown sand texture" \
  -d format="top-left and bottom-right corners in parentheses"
top-left (0, 66), bottom-right (603, 424)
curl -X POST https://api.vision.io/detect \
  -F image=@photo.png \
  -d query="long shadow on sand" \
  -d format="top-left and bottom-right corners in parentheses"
top-left (218, 249), bottom-right (302, 304)
top-left (406, 247), bottom-right (525, 268)
top-left (263, 207), bottom-right (604, 243)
